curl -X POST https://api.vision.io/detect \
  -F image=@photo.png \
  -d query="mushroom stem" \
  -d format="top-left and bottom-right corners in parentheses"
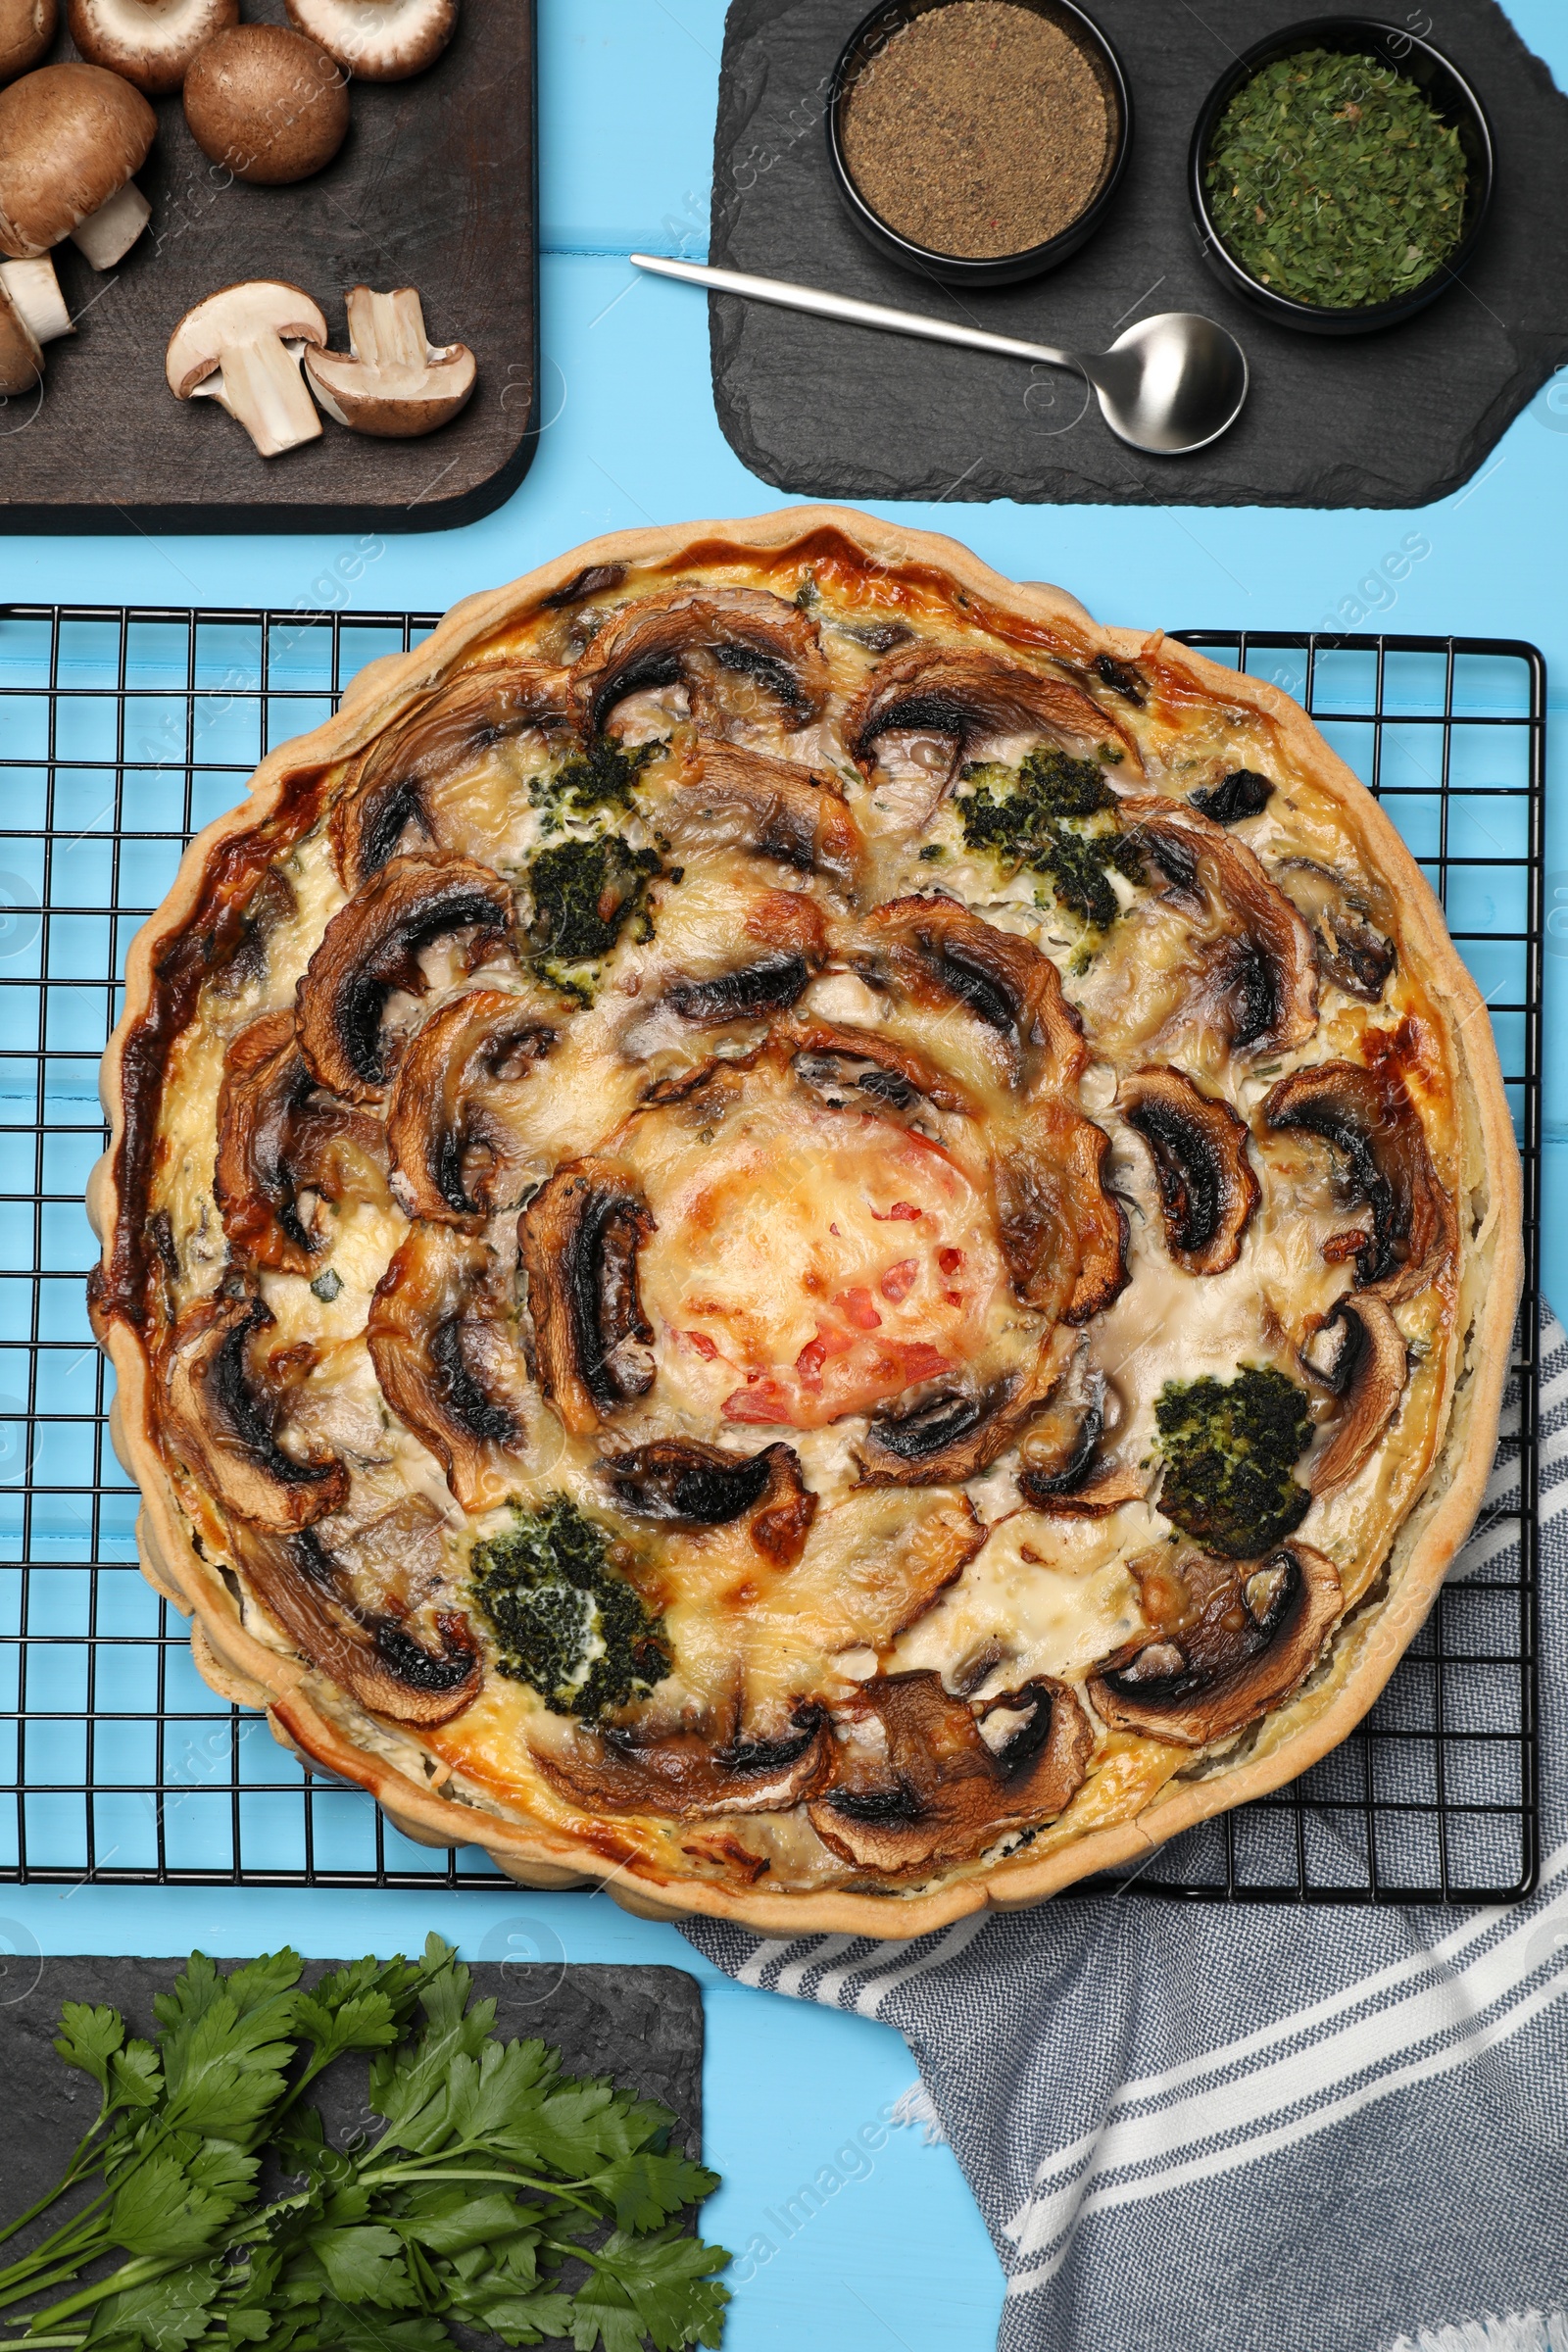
top-left (0, 255), bottom-right (68, 342)
top-left (348, 284), bottom-right (423, 370)
top-left (199, 332), bottom-right (322, 457)
top-left (67, 174), bottom-right (149, 268)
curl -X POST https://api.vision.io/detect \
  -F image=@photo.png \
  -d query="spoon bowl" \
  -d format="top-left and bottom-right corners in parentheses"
top-left (1085, 312), bottom-right (1250, 454)
top-left (630, 255), bottom-right (1250, 458)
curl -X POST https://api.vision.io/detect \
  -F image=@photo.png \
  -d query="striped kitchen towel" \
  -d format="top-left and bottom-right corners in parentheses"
top-left (682, 1309), bottom-right (1568, 2352)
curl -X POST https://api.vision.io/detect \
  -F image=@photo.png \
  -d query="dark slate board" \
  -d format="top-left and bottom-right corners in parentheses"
top-left (710, 0), bottom-right (1568, 508)
top-left (0, 0), bottom-right (535, 534)
top-left (1, 1959), bottom-right (703, 2348)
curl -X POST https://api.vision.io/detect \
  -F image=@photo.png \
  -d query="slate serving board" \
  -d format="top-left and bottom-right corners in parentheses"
top-left (0, 0), bottom-right (536, 534)
top-left (1, 1959), bottom-right (704, 2350)
top-left (710, 0), bottom-right (1568, 508)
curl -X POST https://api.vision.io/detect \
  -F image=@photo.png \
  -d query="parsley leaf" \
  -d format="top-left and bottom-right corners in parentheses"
top-left (89, 2259), bottom-right (223, 2348)
top-left (597, 2154), bottom-right (721, 2235)
top-left (54, 2001), bottom-right (126, 2090)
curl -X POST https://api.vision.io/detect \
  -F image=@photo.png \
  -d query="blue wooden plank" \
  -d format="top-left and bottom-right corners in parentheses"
top-left (539, 0), bottom-right (721, 256)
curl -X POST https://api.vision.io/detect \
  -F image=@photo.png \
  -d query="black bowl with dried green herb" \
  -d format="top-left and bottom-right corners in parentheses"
top-left (1188, 17), bottom-right (1494, 335)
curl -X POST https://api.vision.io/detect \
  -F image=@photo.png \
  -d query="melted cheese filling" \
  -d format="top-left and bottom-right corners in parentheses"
top-left (628, 1081), bottom-right (1008, 1429)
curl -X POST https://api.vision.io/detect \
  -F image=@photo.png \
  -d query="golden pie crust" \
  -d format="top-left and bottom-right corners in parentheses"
top-left (87, 508), bottom-right (1522, 1936)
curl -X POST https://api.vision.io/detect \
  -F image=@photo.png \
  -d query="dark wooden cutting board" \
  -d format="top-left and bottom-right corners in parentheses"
top-left (0, 0), bottom-right (536, 533)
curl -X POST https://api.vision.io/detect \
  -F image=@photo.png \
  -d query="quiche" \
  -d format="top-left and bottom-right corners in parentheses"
top-left (87, 509), bottom-right (1521, 1936)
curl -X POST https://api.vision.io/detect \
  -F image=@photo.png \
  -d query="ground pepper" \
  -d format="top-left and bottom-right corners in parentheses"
top-left (842, 0), bottom-right (1111, 261)
top-left (1204, 48), bottom-right (1468, 309)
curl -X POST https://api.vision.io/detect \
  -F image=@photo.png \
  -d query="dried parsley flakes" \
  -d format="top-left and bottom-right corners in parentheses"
top-left (1204, 49), bottom-right (1468, 311)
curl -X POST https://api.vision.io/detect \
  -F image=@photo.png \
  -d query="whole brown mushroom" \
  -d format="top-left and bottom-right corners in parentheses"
top-left (0, 0), bottom-right (54, 86)
top-left (284, 0), bottom-right (455, 82)
top-left (183, 23), bottom-right (349, 185)
top-left (68, 0), bottom-right (237, 95)
top-left (0, 63), bottom-right (156, 270)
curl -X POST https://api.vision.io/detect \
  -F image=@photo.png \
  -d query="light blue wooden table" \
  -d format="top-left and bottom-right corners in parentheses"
top-left (2, 6), bottom-right (1563, 2345)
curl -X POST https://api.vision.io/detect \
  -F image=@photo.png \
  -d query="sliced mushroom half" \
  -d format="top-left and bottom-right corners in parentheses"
top-left (653, 877), bottom-right (857, 1024)
top-left (366, 1226), bottom-right (531, 1512)
top-left (214, 1010), bottom-right (390, 1272)
top-left (1262, 1056), bottom-right (1453, 1298)
top-left (162, 1294), bottom-right (348, 1531)
top-left (331, 667), bottom-right (570, 889)
top-left (1023, 1463), bottom-right (1148, 1517)
top-left (1090, 1542), bottom-right (1342, 1746)
top-left (994, 1102), bottom-right (1129, 1326)
top-left (1119, 1065), bottom-right (1258, 1276)
top-left (1276, 858), bottom-right (1396, 1002)
top-left (808, 1670), bottom-right (1093, 1874)
top-left (600, 1438), bottom-right (817, 1566)
top-left (166, 281), bottom-right (329, 459)
top-left (296, 853), bottom-right (515, 1103)
top-left (858, 1334), bottom-right (1069, 1488)
top-left (1015, 1355), bottom-right (1145, 1514)
top-left (541, 563), bottom-right (626, 612)
top-left (665, 954), bottom-right (814, 1026)
top-left (1119, 796), bottom-right (1318, 1058)
top-left (535, 1707), bottom-right (831, 1820)
top-left (863, 895), bottom-right (1086, 1082)
top-left (844, 645), bottom-right (1136, 789)
top-left (667, 740), bottom-right (861, 890)
top-left (234, 1520), bottom-right (481, 1726)
top-left (1302, 1295), bottom-right (1409, 1495)
top-left (386, 988), bottom-right (555, 1227)
top-left (305, 286), bottom-right (475, 438)
top-left (787, 1018), bottom-right (976, 1119)
top-left (568, 586), bottom-right (829, 739)
top-left (517, 1159), bottom-right (656, 1435)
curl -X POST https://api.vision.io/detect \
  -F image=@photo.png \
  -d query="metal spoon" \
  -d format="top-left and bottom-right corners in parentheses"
top-left (631, 253), bottom-right (1250, 458)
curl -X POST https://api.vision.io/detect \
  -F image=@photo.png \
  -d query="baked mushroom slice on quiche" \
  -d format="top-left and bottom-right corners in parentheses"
top-left (87, 508), bottom-right (1521, 1938)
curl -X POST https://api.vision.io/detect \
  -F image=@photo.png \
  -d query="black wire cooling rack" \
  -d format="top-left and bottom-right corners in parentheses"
top-left (0, 610), bottom-right (1543, 1903)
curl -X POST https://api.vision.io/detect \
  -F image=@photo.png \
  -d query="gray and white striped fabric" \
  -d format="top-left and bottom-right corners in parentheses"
top-left (682, 1310), bottom-right (1568, 2352)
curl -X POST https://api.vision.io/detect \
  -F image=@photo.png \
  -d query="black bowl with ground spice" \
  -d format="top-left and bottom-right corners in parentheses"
top-left (1189, 17), bottom-right (1494, 336)
top-left (827, 0), bottom-right (1131, 288)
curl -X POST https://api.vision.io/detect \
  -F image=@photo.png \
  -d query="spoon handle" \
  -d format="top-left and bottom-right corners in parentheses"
top-left (630, 253), bottom-right (1080, 375)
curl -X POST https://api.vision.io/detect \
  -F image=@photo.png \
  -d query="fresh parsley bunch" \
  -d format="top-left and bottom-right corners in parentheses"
top-left (0, 1937), bottom-right (729, 2352)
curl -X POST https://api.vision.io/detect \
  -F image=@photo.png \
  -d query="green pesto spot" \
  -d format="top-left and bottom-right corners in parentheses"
top-left (1154, 1365), bottom-right (1314, 1558)
top-left (529, 735), bottom-right (658, 831)
top-left (469, 1495), bottom-right (670, 1721)
top-left (956, 744), bottom-right (1143, 931)
top-left (526, 833), bottom-right (661, 966)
